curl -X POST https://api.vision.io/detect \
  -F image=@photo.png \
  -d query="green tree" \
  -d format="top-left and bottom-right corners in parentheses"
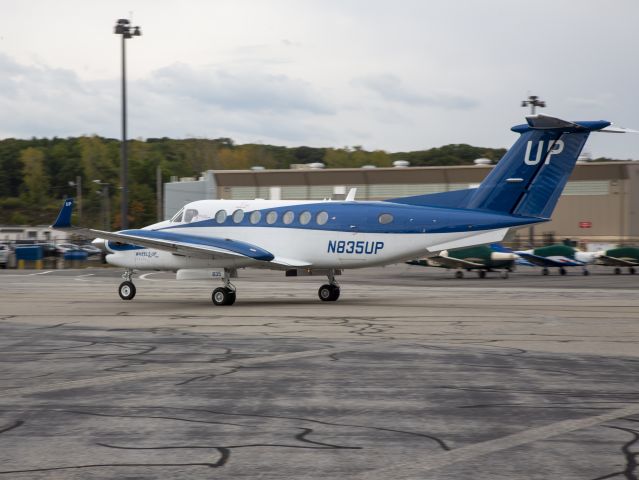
top-left (20, 147), bottom-right (49, 203)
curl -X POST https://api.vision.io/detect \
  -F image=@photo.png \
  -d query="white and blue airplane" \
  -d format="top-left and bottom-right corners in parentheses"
top-left (52, 114), bottom-right (631, 305)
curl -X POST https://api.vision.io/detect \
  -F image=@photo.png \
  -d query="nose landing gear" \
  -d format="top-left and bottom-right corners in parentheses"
top-left (212, 269), bottom-right (236, 306)
top-left (118, 269), bottom-right (136, 300)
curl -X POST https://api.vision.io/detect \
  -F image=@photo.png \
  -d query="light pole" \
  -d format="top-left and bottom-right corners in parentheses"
top-left (521, 94), bottom-right (546, 247)
top-left (114, 18), bottom-right (141, 230)
top-left (521, 94), bottom-right (546, 115)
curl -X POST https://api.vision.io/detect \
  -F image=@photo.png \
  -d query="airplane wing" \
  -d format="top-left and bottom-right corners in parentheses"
top-left (516, 252), bottom-right (583, 267)
top-left (52, 198), bottom-right (278, 263)
top-left (407, 256), bottom-right (484, 269)
top-left (595, 255), bottom-right (639, 267)
top-left (427, 256), bottom-right (484, 269)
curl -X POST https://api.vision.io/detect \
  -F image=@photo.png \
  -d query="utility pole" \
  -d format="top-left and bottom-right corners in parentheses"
top-left (114, 18), bottom-right (141, 229)
top-left (156, 164), bottom-right (163, 222)
top-left (521, 94), bottom-right (546, 246)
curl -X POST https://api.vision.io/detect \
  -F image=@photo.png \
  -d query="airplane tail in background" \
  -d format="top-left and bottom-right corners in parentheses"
top-left (389, 114), bottom-right (623, 219)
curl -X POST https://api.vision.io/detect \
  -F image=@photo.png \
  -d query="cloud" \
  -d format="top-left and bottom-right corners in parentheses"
top-left (0, 54), bottom-right (336, 144)
top-left (352, 73), bottom-right (478, 110)
top-left (142, 63), bottom-right (334, 115)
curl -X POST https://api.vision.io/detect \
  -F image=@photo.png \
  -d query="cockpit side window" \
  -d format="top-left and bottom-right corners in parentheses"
top-left (184, 209), bottom-right (199, 223)
top-left (170, 208), bottom-right (184, 223)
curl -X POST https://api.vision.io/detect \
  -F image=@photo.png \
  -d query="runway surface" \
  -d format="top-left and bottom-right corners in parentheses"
top-left (0, 265), bottom-right (638, 479)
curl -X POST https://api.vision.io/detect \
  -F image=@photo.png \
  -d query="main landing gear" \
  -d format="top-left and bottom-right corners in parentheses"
top-left (118, 269), bottom-right (136, 300)
top-left (212, 269), bottom-right (236, 306)
top-left (318, 269), bottom-right (340, 302)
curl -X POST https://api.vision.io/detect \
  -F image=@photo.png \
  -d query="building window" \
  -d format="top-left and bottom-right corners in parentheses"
top-left (378, 213), bottom-right (394, 224)
top-left (232, 209), bottom-right (244, 223)
top-left (266, 211), bottom-right (278, 224)
top-left (316, 211), bottom-right (329, 225)
top-left (299, 211), bottom-right (312, 225)
top-left (250, 211), bottom-right (262, 224)
top-left (282, 211), bottom-right (294, 225)
top-left (215, 210), bottom-right (227, 223)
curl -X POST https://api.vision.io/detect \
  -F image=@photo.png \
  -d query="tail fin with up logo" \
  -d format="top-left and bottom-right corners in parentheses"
top-left (464, 114), bottom-right (610, 218)
top-left (389, 114), bottom-right (631, 219)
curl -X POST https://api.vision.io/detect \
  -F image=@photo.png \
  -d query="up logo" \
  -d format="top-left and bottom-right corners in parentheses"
top-left (524, 139), bottom-right (564, 165)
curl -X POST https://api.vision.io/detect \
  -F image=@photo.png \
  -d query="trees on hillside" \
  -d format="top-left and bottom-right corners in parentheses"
top-left (0, 136), bottom-right (510, 227)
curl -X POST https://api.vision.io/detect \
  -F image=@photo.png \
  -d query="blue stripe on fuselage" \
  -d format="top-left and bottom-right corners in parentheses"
top-left (159, 202), bottom-right (543, 234)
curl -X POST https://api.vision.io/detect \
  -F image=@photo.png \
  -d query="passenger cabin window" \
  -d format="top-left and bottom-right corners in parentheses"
top-left (250, 211), bottom-right (261, 224)
top-left (316, 211), bottom-right (329, 225)
top-left (232, 209), bottom-right (244, 223)
top-left (282, 211), bottom-right (294, 225)
top-left (266, 211), bottom-right (278, 224)
top-left (170, 208), bottom-right (184, 223)
top-left (215, 210), bottom-right (227, 223)
top-left (299, 211), bottom-right (312, 225)
top-left (378, 213), bottom-right (394, 224)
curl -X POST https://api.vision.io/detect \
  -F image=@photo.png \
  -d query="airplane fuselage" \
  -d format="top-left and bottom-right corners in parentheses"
top-left (104, 198), bottom-right (534, 271)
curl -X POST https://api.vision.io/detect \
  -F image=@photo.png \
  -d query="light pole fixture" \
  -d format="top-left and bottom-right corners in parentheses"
top-left (521, 94), bottom-right (546, 115)
top-left (114, 18), bottom-right (141, 230)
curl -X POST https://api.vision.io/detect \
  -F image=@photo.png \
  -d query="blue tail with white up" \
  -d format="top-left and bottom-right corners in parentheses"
top-left (389, 114), bottom-right (614, 219)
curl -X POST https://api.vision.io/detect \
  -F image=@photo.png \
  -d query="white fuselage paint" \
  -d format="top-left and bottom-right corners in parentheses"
top-left (104, 199), bottom-right (510, 271)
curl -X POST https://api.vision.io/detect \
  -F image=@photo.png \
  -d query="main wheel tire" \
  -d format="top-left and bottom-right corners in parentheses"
top-left (212, 287), bottom-right (236, 306)
top-left (319, 284), bottom-right (333, 301)
top-left (559, 267), bottom-right (567, 276)
top-left (630, 267), bottom-right (636, 275)
top-left (583, 269), bottom-right (590, 276)
top-left (319, 284), bottom-right (339, 302)
top-left (118, 281), bottom-right (136, 300)
top-left (478, 270), bottom-right (486, 279)
top-left (614, 267), bottom-right (622, 275)
top-left (454, 271), bottom-right (464, 279)
top-left (542, 268), bottom-right (549, 276)
top-left (329, 285), bottom-right (340, 301)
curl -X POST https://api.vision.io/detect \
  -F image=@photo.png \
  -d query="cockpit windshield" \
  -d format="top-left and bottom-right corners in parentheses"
top-left (170, 208), bottom-right (184, 223)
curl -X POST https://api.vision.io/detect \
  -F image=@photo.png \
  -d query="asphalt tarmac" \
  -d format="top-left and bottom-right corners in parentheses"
top-left (0, 264), bottom-right (638, 479)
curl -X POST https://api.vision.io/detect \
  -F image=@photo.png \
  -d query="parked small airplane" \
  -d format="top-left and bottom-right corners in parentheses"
top-left (595, 246), bottom-right (639, 274)
top-left (407, 244), bottom-right (517, 278)
top-left (52, 114), bottom-right (632, 305)
top-left (515, 244), bottom-right (599, 275)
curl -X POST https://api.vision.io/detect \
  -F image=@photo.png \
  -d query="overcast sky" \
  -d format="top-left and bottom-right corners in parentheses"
top-left (2, 0), bottom-right (638, 158)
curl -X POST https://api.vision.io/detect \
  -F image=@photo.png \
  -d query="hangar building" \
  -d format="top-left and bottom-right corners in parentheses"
top-left (164, 162), bottom-right (639, 247)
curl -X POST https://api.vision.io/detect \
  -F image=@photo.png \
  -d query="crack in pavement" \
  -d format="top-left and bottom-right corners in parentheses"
top-left (351, 404), bottom-right (639, 479)
top-left (0, 339), bottom-right (405, 398)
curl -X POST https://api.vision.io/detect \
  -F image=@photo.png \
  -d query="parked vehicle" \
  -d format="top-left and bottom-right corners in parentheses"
top-left (33, 243), bottom-right (58, 258)
top-left (0, 244), bottom-right (8, 268)
top-left (79, 244), bottom-right (103, 256)
top-left (55, 243), bottom-right (81, 256)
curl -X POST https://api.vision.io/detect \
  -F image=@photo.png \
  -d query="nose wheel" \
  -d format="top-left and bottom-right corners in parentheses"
top-left (212, 269), bottom-right (237, 306)
top-left (118, 269), bottom-right (136, 300)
